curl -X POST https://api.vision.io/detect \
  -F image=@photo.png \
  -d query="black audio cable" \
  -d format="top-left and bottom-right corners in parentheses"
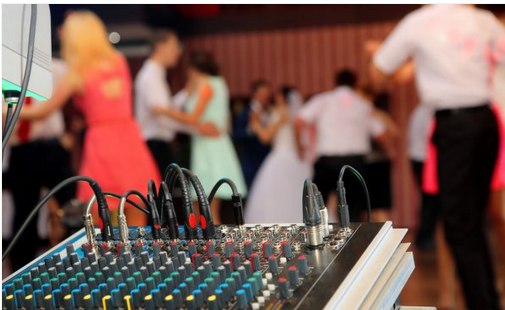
top-left (147, 180), bottom-right (162, 240)
top-left (3, 4), bottom-right (37, 153)
top-left (103, 192), bottom-right (149, 215)
top-left (159, 182), bottom-right (179, 239)
top-left (208, 178), bottom-right (244, 227)
top-left (164, 163), bottom-right (197, 240)
top-left (182, 168), bottom-right (216, 239)
top-left (3, 176), bottom-right (111, 261)
top-left (119, 190), bottom-right (150, 213)
top-left (337, 165), bottom-right (372, 225)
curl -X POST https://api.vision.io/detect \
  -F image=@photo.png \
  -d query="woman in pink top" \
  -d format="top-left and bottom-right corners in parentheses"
top-left (16, 11), bottom-right (160, 225)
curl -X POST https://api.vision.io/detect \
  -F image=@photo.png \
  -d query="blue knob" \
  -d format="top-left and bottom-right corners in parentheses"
top-left (236, 289), bottom-right (248, 310)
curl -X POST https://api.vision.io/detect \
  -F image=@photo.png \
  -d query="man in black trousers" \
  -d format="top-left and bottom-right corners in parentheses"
top-left (369, 4), bottom-right (505, 310)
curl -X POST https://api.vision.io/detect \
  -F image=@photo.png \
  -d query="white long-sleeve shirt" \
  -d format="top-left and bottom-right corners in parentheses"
top-left (374, 4), bottom-right (505, 109)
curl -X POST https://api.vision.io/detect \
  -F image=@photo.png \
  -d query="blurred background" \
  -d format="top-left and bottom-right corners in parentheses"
top-left (2, 4), bottom-right (505, 309)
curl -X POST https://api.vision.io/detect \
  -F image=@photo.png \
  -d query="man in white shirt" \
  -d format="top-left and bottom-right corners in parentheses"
top-left (135, 29), bottom-right (217, 176)
top-left (370, 5), bottom-right (505, 310)
top-left (295, 69), bottom-right (386, 221)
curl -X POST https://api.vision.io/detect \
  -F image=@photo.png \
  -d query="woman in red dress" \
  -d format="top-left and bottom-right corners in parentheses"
top-left (16, 11), bottom-right (160, 225)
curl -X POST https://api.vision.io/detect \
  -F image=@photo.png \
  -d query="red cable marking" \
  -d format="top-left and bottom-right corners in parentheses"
top-left (200, 215), bottom-right (207, 230)
top-left (189, 214), bottom-right (196, 228)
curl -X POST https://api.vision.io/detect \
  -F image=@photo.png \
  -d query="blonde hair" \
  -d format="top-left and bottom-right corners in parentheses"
top-left (61, 11), bottom-right (116, 78)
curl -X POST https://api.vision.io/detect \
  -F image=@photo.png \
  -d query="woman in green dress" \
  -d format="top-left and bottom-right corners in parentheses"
top-left (154, 50), bottom-right (247, 223)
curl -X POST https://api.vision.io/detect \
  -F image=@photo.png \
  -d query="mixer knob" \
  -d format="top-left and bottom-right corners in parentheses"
top-left (288, 266), bottom-right (299, 286)
top-left (83, 294), bottom-right (93, 310)
top-left (172, 289), bottom-right (183, 308)
top-left (185, 294), bottom-right (197, 310)
top-left (111, 289), bottom-right (123, 308)
top-left (244, 241), bottom-right (253, 259)
top-left (298, 255), bottom-right (309, 274)
top-left (170, 242), bottom-right (179, 257)
top-left (164, 295), bottom-right (176, 310)
top-left (251, 253), bottom-right (261, 271)
top-left (207, 294), bottom-right (219, 310)
top-left (223, 260), bottom-right (232, 278)
top-left (193, 289), bottom-right (204, 308)
top-left (262, 241), bottom-right (272, 258)
top-left (63, 294), bottom-right (74, 310)
top-left (188, 242), bottom-right (197, 256)
top-left (211, 253), bottom-right (221, 269)
top-left (231, 253), bottom-right (241, 271)
top-left (203, 261), bottom-right (213, 278)
top-left (282, 241), bottom-right (293, 259)
top-left (206, 241), bottom-right (216, 257)
top-left (236, 289), bottom-right (248, 310)
top-left (278, 277), bottom-right (290, 299)
top-left (191, 253), bottom-right (203, 269)
top-left (243, 261), bottom-right (253, 278)
top-left (144, 294), bottom-right (155, 310)
top-left (33, 290), bottom-right (44, 309)
top-left (268, 256), bottom-right (279, 274)
top-left (224, 242), bottom-right (234, 258)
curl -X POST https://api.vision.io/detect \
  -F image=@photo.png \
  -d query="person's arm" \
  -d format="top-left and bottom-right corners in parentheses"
top-left (250, 110), bottom-right (286, 145)
top-left (368, 15), bottom-right (416, 89)
top-left (17, 73), bottom-right (77, 121)
top-left (393, 61), bottom-right (415, 84)
top-left (154, 83), bottom-right (213, 126)
top-left (374, 131), bottom-right (395, 160)
top-left (293, 96), bottom-right (323, 160)
top-left (294, 117), bottom-right (307, 160)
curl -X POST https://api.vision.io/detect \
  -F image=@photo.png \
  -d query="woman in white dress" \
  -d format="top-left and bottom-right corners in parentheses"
top-left (245, 87), bottom-right (313, 223)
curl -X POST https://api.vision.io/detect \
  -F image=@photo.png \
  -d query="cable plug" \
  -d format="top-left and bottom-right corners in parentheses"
top-left (89, 180), bottom-right (114, 242)
top-left (147, 180), bottom-right (162, 241)
top-left (313, 184), bottom-right (330, 237)
top-left (303, 179), bottom-right (324, 248)
top-left (232, 194), bottom-right (245, 228)
top-left (336, 180), bottom-right (351, 233)
top-left (160, 182), bottom-right (178, 240)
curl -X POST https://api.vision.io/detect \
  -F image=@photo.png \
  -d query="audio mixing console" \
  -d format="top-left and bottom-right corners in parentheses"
top-left (2, 164), bottom-right (419, 309)
top-left (2, 222), bottom-right (413, 310)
